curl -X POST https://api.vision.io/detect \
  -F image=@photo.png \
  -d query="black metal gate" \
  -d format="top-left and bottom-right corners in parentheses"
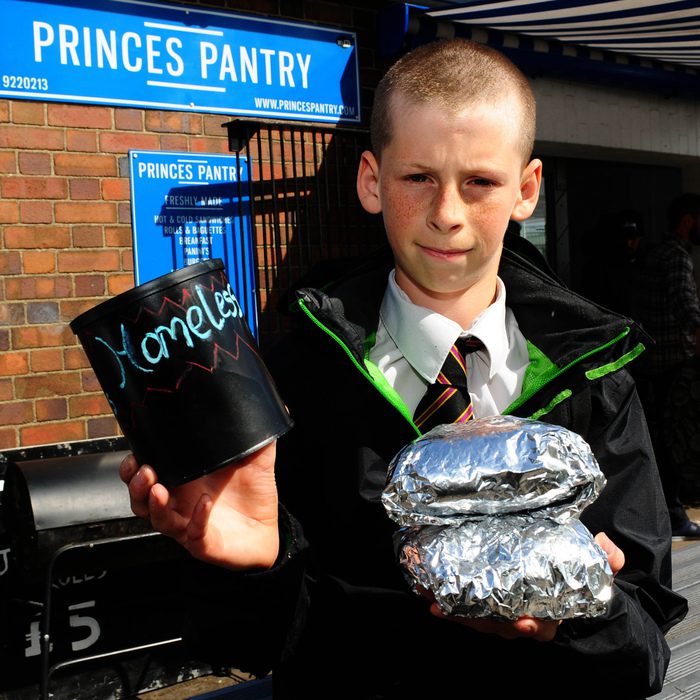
top-left (223, 119), bottom-right (387, 344)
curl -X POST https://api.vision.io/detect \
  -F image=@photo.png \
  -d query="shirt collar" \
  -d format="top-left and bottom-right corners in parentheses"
top-left (469, 278), bottom-right (508, 380)
top-left (379, 271), bottom-right (508, 382)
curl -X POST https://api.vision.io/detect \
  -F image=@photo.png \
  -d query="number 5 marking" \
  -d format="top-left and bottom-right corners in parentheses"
top-left (68, 600), bottom-right (100, 652)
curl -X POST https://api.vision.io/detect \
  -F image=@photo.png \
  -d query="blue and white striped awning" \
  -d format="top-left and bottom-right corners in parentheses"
top-left (427, 1), bottom-right (700, 68)
top-left (379, 1), bottom-right (700, 95)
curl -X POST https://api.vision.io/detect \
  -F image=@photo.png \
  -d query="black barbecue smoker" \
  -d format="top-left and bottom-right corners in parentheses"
top-left (0, 442), bottom-right (215, 700)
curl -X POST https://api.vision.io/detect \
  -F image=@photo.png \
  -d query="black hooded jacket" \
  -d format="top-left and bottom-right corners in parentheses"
top-left (185, 246), bottom-right (687, 699)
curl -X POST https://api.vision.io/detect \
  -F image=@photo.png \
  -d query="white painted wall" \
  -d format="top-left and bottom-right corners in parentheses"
top-left (532, 76), bottom-right (700, 165)
top-left (527, 75), bottom-right (700, 286)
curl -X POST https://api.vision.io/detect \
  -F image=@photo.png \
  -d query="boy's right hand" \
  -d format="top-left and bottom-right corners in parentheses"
top-left (119, 441), bottom-right (279, 570)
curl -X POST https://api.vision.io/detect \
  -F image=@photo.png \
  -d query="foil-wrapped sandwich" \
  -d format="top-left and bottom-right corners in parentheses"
top-left (382, 415), bottom-right (613, 620)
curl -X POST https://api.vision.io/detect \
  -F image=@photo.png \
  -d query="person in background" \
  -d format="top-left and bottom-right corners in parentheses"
top-left (581, 208), bottom-right (645, 317)
top-left (634, 192), bottom-right (700, 538)
top-left (120, 38), bottom-right (686, 698)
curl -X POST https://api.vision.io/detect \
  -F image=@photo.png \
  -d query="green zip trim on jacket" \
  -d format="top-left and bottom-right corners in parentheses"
top-left (505, 326), bottom-right (634, 415)
top-left (298, 299), bottom-right (421, 437)
top-left (521, 344), bottom-right (641, 422)
top-left (585, 342), bottom-right (645, 380)
top-left (299, 297), bottom-right (637, 432)
top-left (529, 389), bottom-right (573, 420)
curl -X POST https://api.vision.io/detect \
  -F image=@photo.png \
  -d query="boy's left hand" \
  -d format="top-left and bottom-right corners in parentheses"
top-left (594, 530), bottom-right (625, 575)
top-left (425, 531), bottom-right (625, 642)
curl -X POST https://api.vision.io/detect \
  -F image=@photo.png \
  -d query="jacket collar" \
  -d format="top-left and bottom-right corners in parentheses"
top-left (499, 247), bottom-right (645, 368)
top-left (295, 245), bottom-right (646, 370)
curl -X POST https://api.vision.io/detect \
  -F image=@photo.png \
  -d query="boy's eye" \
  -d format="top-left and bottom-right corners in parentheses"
top-left (468, 177), bottom-right (495, 187)
top-left (406, 174), bottom-right (429, 183)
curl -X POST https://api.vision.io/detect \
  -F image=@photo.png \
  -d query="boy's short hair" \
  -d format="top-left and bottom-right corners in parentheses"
top-left (371, 38), bottom-right (536, 164)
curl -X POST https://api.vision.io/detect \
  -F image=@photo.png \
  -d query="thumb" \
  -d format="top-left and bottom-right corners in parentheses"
top-left (595, 531), bottom-right (625, 576)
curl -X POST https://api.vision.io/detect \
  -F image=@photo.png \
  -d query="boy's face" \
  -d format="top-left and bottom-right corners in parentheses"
top-left (357, 94), bottom-right (541, 319)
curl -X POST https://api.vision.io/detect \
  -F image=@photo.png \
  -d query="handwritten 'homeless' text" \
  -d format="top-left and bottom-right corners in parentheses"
top-left (95, 283), bottom-right (244, 393)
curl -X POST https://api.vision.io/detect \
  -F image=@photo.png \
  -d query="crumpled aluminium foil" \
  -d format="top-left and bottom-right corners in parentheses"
top-left (383, 415), bottom-right (613, 620)
top-left (382, 416), bottom-right (607, 527)
top-left (398, 516), bottom-right (612, 619)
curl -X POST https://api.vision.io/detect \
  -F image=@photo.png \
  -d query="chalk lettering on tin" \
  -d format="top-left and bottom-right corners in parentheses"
top-left (95, 323), bottom-right (154, 389)
top-left (186, 304), bottom-right (211, 339)
top-left (142, 316), bottom-right (196, 363)
top-left (196, 284), bottom-right (226, 331)
top-left (96, 282), bottom-right (247, 388)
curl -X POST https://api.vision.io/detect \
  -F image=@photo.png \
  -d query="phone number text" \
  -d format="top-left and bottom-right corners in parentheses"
top-left (2, 75), bottom-right (49, 90)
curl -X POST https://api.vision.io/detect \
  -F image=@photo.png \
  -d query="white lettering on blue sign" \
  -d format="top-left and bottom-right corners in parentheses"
top-left (129, 150), bottom-right (258, 336)
top-left (134, 160), bottom-right (244, 182)
top-left (33, 21), bottom-right (312, 89)
top-left (3, 1), bottom-right (359, 123)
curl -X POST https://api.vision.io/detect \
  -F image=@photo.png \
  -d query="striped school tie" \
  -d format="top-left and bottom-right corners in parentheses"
top-left (413, 336), bottom-right (483, 433)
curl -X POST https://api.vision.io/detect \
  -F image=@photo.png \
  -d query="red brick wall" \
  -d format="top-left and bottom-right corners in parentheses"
top-left (0, 0), bottom-right (382, 451)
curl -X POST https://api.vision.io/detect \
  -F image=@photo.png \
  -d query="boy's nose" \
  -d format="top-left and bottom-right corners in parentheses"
top-left (428, 184), bottom-right (464, 233)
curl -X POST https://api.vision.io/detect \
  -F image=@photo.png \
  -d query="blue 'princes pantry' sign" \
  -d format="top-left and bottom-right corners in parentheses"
top-left (0, 0), bottom-right (360, 123)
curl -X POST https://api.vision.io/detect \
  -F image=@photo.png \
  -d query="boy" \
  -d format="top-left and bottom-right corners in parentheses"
top-left (121, 39), bottom-right (686, 698)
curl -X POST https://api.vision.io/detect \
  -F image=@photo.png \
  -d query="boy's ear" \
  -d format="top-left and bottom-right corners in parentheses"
top-left (511, 158), bottom-right (543, 221)
top-left (356, 150), bottom-right (382, 215)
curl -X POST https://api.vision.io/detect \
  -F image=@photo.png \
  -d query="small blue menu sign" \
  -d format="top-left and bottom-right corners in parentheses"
top-left (128, 149), bottom-right (259, 337)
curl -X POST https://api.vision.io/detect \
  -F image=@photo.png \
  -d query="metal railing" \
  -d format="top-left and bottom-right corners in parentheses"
top-left (224, 119), bottom-right (387, 344)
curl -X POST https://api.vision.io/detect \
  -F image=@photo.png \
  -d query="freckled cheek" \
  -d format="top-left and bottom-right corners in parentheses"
top-left (382, 191), bottom-right (425, 229)
top-left (470, 203), bottom-right (511, 246)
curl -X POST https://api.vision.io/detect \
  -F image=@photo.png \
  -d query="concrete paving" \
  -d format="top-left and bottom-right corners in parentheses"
top-left (654, 507), bottom-right (700, 699)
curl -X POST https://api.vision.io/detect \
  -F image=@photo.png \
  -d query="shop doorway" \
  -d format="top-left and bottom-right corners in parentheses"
top-left (553, 157), bottom-right (682, 303)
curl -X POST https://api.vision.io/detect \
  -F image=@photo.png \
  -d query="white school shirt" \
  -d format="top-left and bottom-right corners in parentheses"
top-left (368, 271), bottom-right (530, 418)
